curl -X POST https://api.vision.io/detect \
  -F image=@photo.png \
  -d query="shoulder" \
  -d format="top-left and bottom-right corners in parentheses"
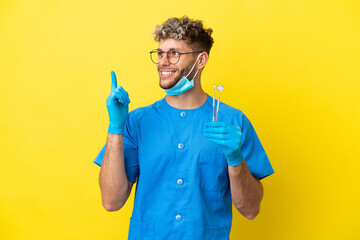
top-left (128, 98), bottom-right (164, 122)
top-left (218, 101), bottom-right (247, 120)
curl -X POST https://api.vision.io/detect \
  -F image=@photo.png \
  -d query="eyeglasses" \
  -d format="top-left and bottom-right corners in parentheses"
top-left (150, 49), bottom-right (203, 64)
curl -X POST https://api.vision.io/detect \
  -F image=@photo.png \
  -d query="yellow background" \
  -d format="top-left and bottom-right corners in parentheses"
top-left (1, 0), bottom-right (359, 239)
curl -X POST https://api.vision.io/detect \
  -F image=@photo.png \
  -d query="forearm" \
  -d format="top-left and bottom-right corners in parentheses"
top-left (228, 160), bottom-right (263, 220)
top-left (99, 133), bottom-right (132, 211)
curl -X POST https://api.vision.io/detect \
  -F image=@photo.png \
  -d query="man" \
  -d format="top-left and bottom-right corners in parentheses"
top-left (93, 16), bottom-right (274, 240)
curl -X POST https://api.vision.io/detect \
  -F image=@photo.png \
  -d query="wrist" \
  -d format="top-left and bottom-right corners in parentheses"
top-left (227, 151), bottom-right (243, 167)
top-left (108, 124), bottom-right (125, 135)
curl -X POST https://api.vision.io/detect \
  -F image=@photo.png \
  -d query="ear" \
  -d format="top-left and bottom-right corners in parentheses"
top-left (197, 52), bottom-right (209, 70)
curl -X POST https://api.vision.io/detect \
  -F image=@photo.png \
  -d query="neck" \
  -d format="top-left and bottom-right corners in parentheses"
top-left (165, 77), bottom-right (207, 109)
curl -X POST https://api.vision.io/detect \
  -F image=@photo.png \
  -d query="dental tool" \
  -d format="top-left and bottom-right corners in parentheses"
top-left (213, 84), bottom-right (216, 121)
top-left (215, 85), bottom-right (224, 121)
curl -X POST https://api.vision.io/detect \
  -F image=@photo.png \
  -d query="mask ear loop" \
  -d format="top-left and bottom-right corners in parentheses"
top-left (185, 53), bottom-right (203, 78)
top-left (192, 69), bottom-right (199, 79)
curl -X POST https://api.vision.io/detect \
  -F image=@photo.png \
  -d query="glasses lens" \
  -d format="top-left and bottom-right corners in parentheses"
top-left (150, 50), bottom-right (159, 64)
top-left (150, 50), bottom-right (180, 64)
top-left (168, 50), bottom-right (180, 64)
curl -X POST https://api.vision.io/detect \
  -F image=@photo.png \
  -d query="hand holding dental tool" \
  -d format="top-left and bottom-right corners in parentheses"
top-left (106, 71), bottom-right (130, 134)
top-left (204, 121), bottom-right (243, 167)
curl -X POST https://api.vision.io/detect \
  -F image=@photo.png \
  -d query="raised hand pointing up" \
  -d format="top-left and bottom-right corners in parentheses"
top-left (106, 71), bottom-right (130, 135)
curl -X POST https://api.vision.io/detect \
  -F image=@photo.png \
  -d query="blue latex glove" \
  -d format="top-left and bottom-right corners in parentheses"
top-left (106, 71), bottom-right (130, 134)
top-left (204, 121), bottom-right (243, 166)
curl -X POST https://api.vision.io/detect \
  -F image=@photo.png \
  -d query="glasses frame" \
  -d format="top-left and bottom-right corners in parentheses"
top-left (149, 49), bottom-right (203, 64)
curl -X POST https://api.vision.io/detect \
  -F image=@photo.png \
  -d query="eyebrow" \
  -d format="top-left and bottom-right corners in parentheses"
top-left (157, 47), bottom-right (181, 52)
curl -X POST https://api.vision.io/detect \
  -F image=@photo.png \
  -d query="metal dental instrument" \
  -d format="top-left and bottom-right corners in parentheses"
top-left (215, 85), bottom-right (224, 121)
top-left (213, 84), bottom-right (216, 121)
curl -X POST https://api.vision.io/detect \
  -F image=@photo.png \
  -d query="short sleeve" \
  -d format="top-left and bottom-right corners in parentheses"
top-left (92, 113), bottom-right (140, 183)
top-left (93, 144), bottom-right (106, 167)
top-left (240, 115), bottom-right (274, 180)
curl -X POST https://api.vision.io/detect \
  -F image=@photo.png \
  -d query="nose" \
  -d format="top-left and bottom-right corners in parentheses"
top-left (158, 53), bottom-right (170, 66)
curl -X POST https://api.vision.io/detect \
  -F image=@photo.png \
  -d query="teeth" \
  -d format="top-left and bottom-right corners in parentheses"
top-left (161, 71), bottom-right (174, 75)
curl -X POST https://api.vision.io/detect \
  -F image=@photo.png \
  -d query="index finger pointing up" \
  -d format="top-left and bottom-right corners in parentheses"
top-left (111, 71), bottom-right (117, 92)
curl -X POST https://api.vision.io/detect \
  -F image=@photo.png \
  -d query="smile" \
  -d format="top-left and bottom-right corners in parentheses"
top-left (160, 70), bottom-right (177, 78)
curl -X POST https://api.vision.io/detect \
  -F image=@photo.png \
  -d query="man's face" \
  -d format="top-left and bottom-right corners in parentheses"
top-left (157, 38), bottom-right (199, 89)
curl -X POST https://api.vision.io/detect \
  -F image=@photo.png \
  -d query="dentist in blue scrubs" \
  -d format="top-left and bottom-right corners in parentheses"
top-left (94, 16), bottom-right (274, 240)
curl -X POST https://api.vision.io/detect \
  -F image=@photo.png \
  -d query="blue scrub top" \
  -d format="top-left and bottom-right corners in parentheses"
top-left (94, 95), bottom-right (274, 240)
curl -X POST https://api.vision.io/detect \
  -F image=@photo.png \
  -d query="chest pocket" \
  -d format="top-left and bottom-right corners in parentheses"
top-left (197, 139), bottom-right (229, 192)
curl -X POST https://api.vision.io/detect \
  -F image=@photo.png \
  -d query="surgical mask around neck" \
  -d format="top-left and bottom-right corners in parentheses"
top-left (164, 53), bottom-right (202, 96)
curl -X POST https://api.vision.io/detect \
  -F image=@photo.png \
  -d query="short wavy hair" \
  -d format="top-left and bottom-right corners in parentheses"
top-left (153, 16), bottom-right (214, 54)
